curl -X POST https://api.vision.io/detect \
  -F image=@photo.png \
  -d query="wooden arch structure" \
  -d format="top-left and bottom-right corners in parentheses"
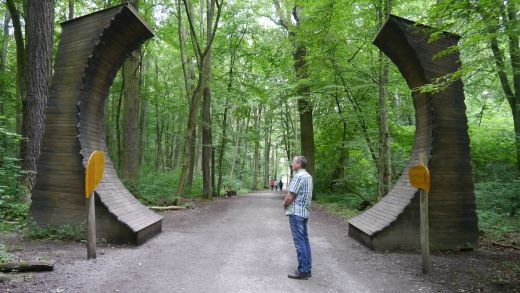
top-left (30, 4), bottom-right (162, 244)
top-left (348, 15), bottom-right (479, 250)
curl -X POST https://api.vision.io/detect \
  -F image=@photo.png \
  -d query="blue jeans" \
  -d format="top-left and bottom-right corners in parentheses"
top-left (289, 215), bottom-right (312, 273)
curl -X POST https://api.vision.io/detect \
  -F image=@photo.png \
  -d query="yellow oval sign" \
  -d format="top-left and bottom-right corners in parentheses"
top-left (408, 165), bottom-right (430, 192)
top-left (85, 151), bottom-right (105, 198)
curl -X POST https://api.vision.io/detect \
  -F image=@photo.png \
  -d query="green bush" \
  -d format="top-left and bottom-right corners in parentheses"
top-left (469, 116), bottom-right (517, 182)
top-left (475, 179), bottom-right (520, 238)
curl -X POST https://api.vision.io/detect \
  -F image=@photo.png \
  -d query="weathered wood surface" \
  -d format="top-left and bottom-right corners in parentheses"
top-left (0, 260), bottom-right (55, 272)
top-left (349, 15), bottom-right (478, 251)
top-left (30, 4), bottom-right (162, 244)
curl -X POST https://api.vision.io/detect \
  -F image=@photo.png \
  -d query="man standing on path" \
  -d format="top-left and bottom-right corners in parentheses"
top-left (283, 155), bottom-right (313, 280)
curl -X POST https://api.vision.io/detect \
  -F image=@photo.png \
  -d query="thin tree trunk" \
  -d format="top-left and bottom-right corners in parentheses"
top-left (239, 108), bottom-right (251, 179)
top-left (281, 103), bottom-right (293, 178)
top-left (331, 90), bottom-right (348, 192)
top-left (175, 0), bottom-right (195, 195)
top-left (1, 10), bottom-right (10, 72)
top-left (229, 118), bottom-right (243, 183)
top-left (216, 97), bottom-right (229, 196)
top-left (173, 116), bottom-right (182, 167)
top-left (272, 145), bottom-right (278, 180)
top-left (263, 114), bottom-right (272, 188)
top-left (252, 105), bottom-right (262, 190)
top-left (138, 57), bottom-right (148, 167)
top-left (6, 0), bottom-right (27, 135)
top-left (154, 100), bottom-right (163, 171)
top-left (20, 0), bottom-right (54, 194)
top-left (0, 10), bottom-right (10, 151)
top-left (115, 78), bottom-right (124, 169)
top-left (376, 0), bottom-right (392, 199)
top-left (176, 0), bottom-right (222, 197)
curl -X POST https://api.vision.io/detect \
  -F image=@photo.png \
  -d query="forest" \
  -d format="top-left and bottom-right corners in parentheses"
top-left (0, 0), bottom-right (519, 249)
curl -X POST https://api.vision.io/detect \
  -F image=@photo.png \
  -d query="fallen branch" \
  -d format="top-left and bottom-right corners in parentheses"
top-left (149, 205), bottom-right (186, 211)
top-left (0, 260), bottom-right (55, 272)
top-left (488, 240), bottom-right (520, 251)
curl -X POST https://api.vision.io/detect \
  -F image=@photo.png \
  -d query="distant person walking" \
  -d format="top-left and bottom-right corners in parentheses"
top-left (278, 178), bottom-right (283, 191)
top-left (283, 155), bottom-right (313, 280)
top-left (269, 178), bottom-right (275, 191)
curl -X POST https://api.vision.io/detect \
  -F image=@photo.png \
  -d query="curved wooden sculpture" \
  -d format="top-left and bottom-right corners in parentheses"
top-left (31, 4), bottom-right (163, 244)
top-left (348, 15), bottom-right (478, 250)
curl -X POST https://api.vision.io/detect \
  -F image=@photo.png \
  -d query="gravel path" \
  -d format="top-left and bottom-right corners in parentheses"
top-left (3, 190), bottom-right (507, 292)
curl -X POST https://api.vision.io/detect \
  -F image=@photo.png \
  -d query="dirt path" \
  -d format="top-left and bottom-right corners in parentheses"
top-left (1, 191), bottom-right (519, 292)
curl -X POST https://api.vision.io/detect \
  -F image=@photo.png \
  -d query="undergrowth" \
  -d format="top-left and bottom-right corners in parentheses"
top-left (0, 243), bottom-right (11, 263)
top-left (315, 192), bottom-right (368, 220)
top-left (24, 222), bottom-right (87, 242)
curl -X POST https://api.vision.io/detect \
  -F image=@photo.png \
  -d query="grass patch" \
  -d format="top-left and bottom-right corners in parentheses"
top-left (502, 261), bottom-right (520, 274)
top-left (0, 244), bottom-right (11, 263)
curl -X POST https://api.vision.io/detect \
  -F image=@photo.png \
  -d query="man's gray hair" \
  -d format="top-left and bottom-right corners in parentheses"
top-left (294, 155), bottom-right (307, 168)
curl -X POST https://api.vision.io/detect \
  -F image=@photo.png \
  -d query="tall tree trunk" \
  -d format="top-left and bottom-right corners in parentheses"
top-left (154, 101), bottom-right (163, 171)
top-left (263, 114), bottom-right (272, 188)
top-left (138, 57), bottom-right (148, 167)
top-left (272, 146), bottom-right (278, 180)
top-left (120, 0), bottom-right (141, 181)
top-left (216, 97), bottom-right (229, 196)
top-left (252, 105), bottom-right (262, 190)
top-left (1, 9), bottom-right (10, 72)
top-left (239, 108), bottom-right (252, 180)
top-left (331, 90), bottom-right (349, 192)
top-left (173, 117), bottom-right (182, 167)
top-left (6, 0), bottom-right (27, 135)
top-left (281, 103), bottom-right (293, 178)
top-left (201, 0), bottom-right (216, 199)
top-left (201, 71), bottom-right (213, 198)
top-left (115, 78), bottom-right (124, 169)
top-left (505, 1), bottom-right (520, 173)
top-left (0, 9), bottom-right (10, 150)
top-left (20, 0), bottom-right (54, 195)
top-left (485, 2), bottom-right (520, 172)
top-left (175, 0), bottom-right (196, 195)
top-left (176, 0), bottom-right (222, 196)
top-left (216, 43), bottom-right (238, 196)
top-left (292, 6), bottom-right (315, 177)
top-left (376, 0), bottom-right (392, 199)
top-left (229, 115), bottom-right (244, 183)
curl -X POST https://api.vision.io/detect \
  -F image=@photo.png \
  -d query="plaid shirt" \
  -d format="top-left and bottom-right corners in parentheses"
top-left (286, 169), bottom-right (313, 218)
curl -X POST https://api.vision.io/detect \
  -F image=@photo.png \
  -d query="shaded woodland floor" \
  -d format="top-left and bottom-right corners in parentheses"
top-left (0, 191), bottom-right (519, 292)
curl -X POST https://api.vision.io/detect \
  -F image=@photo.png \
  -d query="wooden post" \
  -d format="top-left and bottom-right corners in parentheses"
top-left (87, 191), bottom-right (96, 259)
top-left (85, 150), bottom-right (104, 260)
top-left (419, 153), bottom-right (431, 273)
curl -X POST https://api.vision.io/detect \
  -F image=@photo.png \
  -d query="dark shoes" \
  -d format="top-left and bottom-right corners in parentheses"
top-left (287, 270), bottom-right (311, 280)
